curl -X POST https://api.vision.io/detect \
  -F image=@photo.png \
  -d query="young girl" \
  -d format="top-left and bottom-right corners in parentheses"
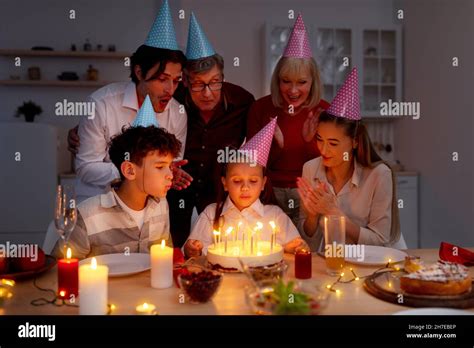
top-left (184, 160), bottom-right (307, 257)
top-left (184, 118), bottom-right (307, 257)
top-left (297, 68), bottom-right (402, 251)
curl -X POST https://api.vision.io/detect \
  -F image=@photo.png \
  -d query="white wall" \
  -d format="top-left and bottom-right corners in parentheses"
top-left (397, 0), bottom-right (474, 247)
top-left (0, 0), bottom-right (160, 173)
top-left (175, 0), bottom-right (396, 97)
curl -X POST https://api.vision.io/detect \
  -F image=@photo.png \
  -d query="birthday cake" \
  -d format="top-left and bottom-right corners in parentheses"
top-left (207, 241), bottom-right (283, 272)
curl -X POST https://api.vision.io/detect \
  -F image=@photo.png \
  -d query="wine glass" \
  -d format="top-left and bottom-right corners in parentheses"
top-left (54, 185), bottom-right (77, 257)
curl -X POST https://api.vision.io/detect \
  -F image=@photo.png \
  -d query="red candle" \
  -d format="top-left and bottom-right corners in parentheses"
top-left (295, 249), bottom-right (312, 279)
top-left (57, 248), bottom-right (79, 299)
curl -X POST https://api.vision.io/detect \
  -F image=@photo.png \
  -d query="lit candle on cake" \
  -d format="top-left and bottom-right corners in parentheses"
top-left (236, 221), bottom-right (242, 242)
top-left (79, 257), bottom-right (108, 315)
top-left (254, 222), bottom-right (263, 255)
top-left (58, 247), bottom-right (79, 300)
top-left (150, 240), bottom-right (173, 289)
top-left (224, 227), bottom-right (233, 254)
top-left (213, 230), bottom-right (221, 250)
top-left (269, 221), bottom-right (277, 252)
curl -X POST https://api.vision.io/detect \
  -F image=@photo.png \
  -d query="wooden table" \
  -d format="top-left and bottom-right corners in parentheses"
top-left (3, 249), bottom-right (474, 315)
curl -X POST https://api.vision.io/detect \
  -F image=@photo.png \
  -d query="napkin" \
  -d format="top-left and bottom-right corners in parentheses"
top-left (439, 242), bottom-right (474, 266)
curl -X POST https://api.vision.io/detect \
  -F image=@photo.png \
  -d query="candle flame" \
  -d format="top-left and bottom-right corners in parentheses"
top-left (238, 221), bottom-right (243, 227)
top-left (269, 221), bottom-right (276, 231)
top-left (256, 221), bottom-right (263, 230)
top-left (225, 226), bottom-right (233, 235)
top-left (59, 290), bottom-right (66, 297)
top-left (143, 302), bottom-right (149, 309)
top-left (66, 248), bottom-right (72, 259)
top-left (91, 257), bottom-right (97, 269)
top-left (213, 230), bottom-right (221, 236)
top-left (161, 239), bottom-right (166, 249)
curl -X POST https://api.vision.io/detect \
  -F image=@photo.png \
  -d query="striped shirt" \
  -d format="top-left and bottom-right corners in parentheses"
top-left (53, 189), bottom-right (171, 259)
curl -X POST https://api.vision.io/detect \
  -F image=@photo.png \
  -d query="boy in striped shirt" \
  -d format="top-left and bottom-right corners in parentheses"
top-left (53, 126), bottom-right (181, 259)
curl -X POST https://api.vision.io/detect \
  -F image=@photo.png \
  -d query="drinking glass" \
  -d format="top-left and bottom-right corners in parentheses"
top-left (324, 215), bottom-right (346, 276)
top-left (54, 185), bottom-right (77, 257)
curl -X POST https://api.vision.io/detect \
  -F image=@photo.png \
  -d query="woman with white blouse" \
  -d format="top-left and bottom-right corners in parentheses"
top-left (297, 68), bottom-right (401, 251)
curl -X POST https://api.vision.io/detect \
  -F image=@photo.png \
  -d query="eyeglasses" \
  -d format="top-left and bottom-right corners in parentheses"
top-left (190, 81), bottom-right (223, 92)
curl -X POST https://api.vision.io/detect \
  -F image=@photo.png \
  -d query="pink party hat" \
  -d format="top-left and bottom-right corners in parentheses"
top-left (282, 14), bottom-right (312, 58)
top-left (240, 117), bottom-right (277, 167)
top-left (326, 68), bottom-right (361, 120)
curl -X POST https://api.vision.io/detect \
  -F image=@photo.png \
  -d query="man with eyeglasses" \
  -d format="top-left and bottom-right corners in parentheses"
top-left (167, 13), bottom-right (255, 247)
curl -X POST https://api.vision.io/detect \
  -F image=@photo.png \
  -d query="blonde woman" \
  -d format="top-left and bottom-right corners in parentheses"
top-left (247, 14), bottom-right (329, 227)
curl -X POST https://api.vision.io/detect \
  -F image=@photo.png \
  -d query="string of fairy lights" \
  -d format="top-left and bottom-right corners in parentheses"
top-left (326, 259), bottom-right (402, 294)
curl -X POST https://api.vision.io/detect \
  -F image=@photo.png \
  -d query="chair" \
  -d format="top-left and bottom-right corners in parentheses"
top-left (391, 232), bottom-right (408, 249)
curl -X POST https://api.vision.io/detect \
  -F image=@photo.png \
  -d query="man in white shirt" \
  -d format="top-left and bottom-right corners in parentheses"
top-left (70, 1), bottom-right (192, 202)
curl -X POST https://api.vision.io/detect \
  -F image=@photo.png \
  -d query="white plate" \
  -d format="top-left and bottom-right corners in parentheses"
top-left (394, 308), bottom-right (474, 315)
top-left (344, 245), bottom-right (407, 266)
top-left (80, 253), bottom-right (150, 277)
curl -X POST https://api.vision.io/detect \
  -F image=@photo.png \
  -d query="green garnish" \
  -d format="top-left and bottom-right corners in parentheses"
top-left (270, 280), bottom-right (312, 315)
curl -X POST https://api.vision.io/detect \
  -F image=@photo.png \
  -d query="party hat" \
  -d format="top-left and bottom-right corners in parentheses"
top-left (326, 68), bottom-right (361, 121)
top-left (282, 14), bottom-right (312, 58)
top-left (186, 12), bottom-right (216, 60)
top-left (144, 0), bottom-right (179, 50)
top-left (132, 95), bottom-right (159, 127)
top-left (240, 117), bottom-right (277, 167)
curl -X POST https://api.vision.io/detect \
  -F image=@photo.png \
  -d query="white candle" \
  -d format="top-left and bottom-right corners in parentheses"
top-left (225, 227), bottom-right (233, 254)
top-left (252, 222), bottom-right (263, 255)
top-left (269, 221), bottom-right (276, 252)
top-left (250, 233), bottom-right (254, 255)
top-left (237, 221), bottom-right (242, 242)
top-left (136, 302), bottom-right (156, 315)
top-left (79, 257), bottom-right (108, 315)
top-left (213, 230), bottom-right (221, 251)
top-left (150, 240), bottom-right (173, 289)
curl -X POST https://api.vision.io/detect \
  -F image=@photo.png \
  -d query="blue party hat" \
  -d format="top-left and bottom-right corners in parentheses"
top-left (132, 95), bottom-right (159, 127)
top-left (185, 12), bottom-right (215, 60)
top-left (144, 0), bottom-right (179, 50)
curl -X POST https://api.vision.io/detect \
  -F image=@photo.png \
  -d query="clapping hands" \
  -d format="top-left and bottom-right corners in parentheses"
top-left (297, 177), bottom-right (340, 217)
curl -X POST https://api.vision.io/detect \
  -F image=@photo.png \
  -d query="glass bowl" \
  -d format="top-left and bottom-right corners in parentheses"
top-left (245, 261), bottom-right (288, 283)
top-left (245, 279), bottom-right (329, 315)
top-left (178, 268), bottom-right (223, 304)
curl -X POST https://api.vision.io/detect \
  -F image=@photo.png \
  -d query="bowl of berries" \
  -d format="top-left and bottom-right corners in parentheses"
top-left (178, 267), bottom-right (223, 304)
top-left (245, 279), bottom-right (329, 315)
